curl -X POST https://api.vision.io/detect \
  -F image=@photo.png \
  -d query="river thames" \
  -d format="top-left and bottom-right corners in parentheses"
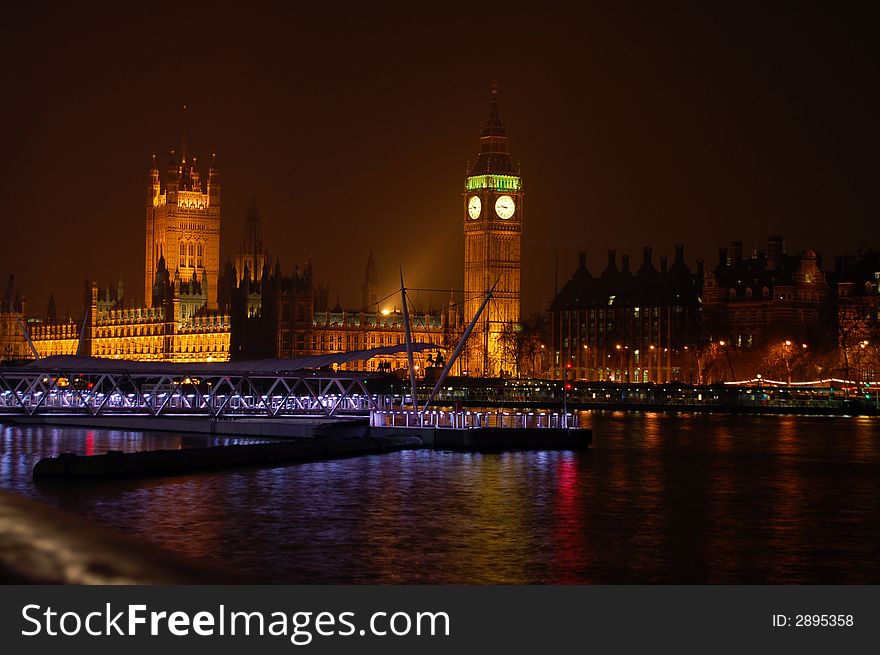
top-left (2, 412), bottom-right (878, 583)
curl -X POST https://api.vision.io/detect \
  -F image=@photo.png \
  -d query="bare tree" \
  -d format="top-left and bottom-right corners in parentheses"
top-left (837, 300), bottom-right (871, 382)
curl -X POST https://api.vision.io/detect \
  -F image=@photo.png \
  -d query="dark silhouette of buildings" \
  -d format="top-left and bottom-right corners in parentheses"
top-left (550, 245), bottom-right (701, 382)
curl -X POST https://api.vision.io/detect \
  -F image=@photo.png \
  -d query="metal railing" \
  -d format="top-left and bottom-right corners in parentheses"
top-left (370, 409), bottom-right (578, 429)
top-left (0, 366), bottom-right (388, 419)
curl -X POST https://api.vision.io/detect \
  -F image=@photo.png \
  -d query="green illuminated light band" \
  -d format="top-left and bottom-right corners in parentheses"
top-left (466, 175), bottom-right (521, 191)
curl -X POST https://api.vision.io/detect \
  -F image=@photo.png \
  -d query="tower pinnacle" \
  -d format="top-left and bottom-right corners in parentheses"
top-left (469, 81), bottom-right (514, 175)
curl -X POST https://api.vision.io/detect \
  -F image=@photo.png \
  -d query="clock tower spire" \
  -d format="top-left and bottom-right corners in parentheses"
top-left (463, 83), bottom-right (522, 377)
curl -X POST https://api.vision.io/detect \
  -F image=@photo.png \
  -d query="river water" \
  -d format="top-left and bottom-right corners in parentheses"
top-left (1, 412), bottom-right (878, 583)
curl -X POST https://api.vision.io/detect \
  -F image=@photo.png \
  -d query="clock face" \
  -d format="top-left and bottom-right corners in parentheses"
top-left (467, 195), bottom-right (481, 219)
top-left (495, 195), bottom-right (515, 219)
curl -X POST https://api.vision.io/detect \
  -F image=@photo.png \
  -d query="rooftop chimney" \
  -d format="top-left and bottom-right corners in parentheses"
top-left (675, 243), bottom-right (684, 263)
top-left (643, 246), bottom-right (653, 267)
top-left (660, 256), bottom-right (668, 274)
top-left (728, 241), bottom-right (743, 265)
top-left (621, 254), bottom-right (630, 273)
top-left (719, 247), bottom-right (728, 268)
top-left (578, 251), bottom-right (586, 270)
top-left (766, 235), bottom-right (783, 271)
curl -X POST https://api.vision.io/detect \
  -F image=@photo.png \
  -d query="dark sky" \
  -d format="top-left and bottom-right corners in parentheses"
top-left (1, 4), bottom-right (877, 317)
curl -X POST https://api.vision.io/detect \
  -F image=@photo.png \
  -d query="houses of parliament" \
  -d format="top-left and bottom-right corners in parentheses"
top-left (0, 88), bottom-right (524, 376)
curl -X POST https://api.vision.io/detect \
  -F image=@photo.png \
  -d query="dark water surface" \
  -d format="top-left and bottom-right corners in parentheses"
top-left (2, 413), bottom-right (879, 583)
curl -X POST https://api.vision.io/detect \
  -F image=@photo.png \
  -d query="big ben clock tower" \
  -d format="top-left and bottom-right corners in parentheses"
top-left (463, 83), bottom-right (522, 377)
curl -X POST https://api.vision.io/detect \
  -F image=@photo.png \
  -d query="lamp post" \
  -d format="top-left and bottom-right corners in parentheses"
top-left (859, 340), bottom-right (869, 390)
top-left (783, 340), bottom-right (793, 384)
top-left (563, 361), bottom-right (572, 427)
top-left (615, 343), bottom-right (622, 382)
top-left (583, 343), bottom-right (588, 381)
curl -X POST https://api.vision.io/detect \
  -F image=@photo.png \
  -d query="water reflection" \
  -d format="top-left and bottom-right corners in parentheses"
top-left (2, 413), bottom-right (880, 583)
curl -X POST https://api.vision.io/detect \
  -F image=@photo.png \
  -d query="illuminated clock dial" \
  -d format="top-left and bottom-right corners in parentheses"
top-left (495, 195), bottom-right (515, 219)
top-left (468, 195), bottom-right (481, 219)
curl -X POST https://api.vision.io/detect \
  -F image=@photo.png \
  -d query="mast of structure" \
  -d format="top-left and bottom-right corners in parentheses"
top-left (76, 306), bottom-right (90, 357)
top-left (399, 270), bottom-right (419, 413)
top-left (15, 313), bottom-right (39, 360)
top-left (422, 278), bottom-right (498, 416)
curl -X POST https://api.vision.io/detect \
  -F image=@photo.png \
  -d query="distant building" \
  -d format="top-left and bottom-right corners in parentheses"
top-left (702, 236), bottom-right (829, 349)
top-left (0, 276), bottom-right (31, 361)
top-left (550, 246), bottom-right (702, 382)
top-left (225, 225), bottom-right (460, 373)
top-left (831, 249), bottom-right (880, 382)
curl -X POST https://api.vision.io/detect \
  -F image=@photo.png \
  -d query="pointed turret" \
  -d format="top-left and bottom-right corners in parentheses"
top-left (2, 275), bottom-right (14, 312)
top-left (481, 80), bottom-right (507, 137)
top-left (469, 82), bottom-right (516, 175)
top-left (148, 154), bottom-right (160, 207)
top-left (188, 155), bottom-right (201, 192)
top-left (167, 149), bottom-right (180, 187)
top-left (46, 293), bottom-right (57, 322)
top-left (361, 251), bottom-right (378, 311)
top-left (207, 152), bottom-right (220, 207)
top-left (235, 191), bottom-right (269, 285)
top-left (165, 148), bottom-right (180, 208)
top-left (152, 253), bottom-right (171, 306)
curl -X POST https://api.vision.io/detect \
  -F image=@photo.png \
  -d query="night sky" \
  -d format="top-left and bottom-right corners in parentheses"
top-left (1, 4), bottom-right (877, 318)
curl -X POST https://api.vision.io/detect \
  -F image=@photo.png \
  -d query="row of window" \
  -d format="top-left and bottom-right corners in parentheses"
top-left (179, 241), bottom-right (204, 269)
top-left (558, 307), bottom-right (684, 321)
top-left (95, 326), bottom-right (162, 338)
top-left (277, 330), bottom-right (405, 351)
top-left (93, 342), bottom-right (228, 356)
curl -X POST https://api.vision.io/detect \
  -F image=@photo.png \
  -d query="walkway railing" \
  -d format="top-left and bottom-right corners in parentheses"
top-left (0, 367), bottom-right (392, 419)
top-left (370, 409), bottom-right (578, 429)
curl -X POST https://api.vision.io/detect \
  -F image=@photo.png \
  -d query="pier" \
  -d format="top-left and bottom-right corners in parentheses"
top-left (370, 408), bottom-right (581, 429)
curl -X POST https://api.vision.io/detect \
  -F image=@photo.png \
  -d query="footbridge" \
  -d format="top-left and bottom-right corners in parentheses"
top-left (0, 349), bottom-right (431, 419)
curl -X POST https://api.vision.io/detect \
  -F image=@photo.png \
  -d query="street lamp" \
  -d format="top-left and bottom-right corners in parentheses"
top-left (582, 343), bottom-right (588, 381)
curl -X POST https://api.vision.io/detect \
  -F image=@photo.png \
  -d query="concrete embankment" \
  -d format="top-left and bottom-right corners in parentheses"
top-left (0, 491), bottom-right (244, 583)
top-left (33, 435), bottom-right (423, 480)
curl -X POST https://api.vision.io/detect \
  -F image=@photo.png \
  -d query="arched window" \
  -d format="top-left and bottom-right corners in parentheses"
top-left (745, 288), bottom-right (753, 299)
top-left (762, 286), bottom-right (770, 298)
top-left (728, 288), bottom-right (736, 300)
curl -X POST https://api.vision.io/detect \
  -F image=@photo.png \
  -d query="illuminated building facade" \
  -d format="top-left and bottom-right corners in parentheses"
top-left (227, 242), bottom-right (459, 373)
top-left (29, 321), bottom-right (80, 358)
top-left (25, 272), bottom-right (230, 362)
top-left (145, 151), bottom-right (221, 309)
top-left (463, 84), bottom-right (522, 377)
top-left (551, 247), bottom-right (702, 382)
top-left (87, 258), bottom-right (230, 362)
top-left (11, 149), bottom-right (232, 363)
top-left (306, 290), bottom-right (459, 374)
top-left (0, 277), bottom-right (32, 361)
